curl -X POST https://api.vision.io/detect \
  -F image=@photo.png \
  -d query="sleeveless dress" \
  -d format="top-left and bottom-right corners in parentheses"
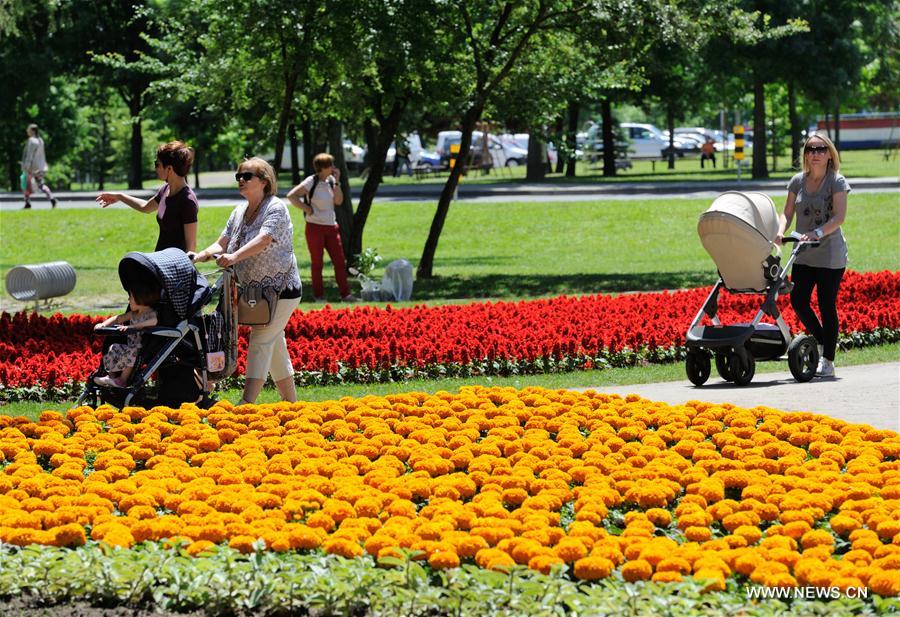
top-left (103, 308), bottom-right (157, 372)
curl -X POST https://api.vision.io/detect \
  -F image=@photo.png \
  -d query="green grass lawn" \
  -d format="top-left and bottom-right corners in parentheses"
top-left (4, 342), bottom-right (897, 420)
top-left (1, 193), bottom-right (897, 312)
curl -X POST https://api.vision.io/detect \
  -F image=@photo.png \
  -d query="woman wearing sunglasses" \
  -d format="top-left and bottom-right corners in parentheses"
top-left (193, 157), bottom-right (302, 404)
top-left (775, 134), bottom-right (850, 378)
top-left (96, 141), bottom-right (199, 253)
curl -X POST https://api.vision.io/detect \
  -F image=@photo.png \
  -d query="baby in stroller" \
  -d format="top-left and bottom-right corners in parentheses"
top-left (80, 248), bottom-right (238, 409)
top-left (92, 281), bottom-right (160, 388)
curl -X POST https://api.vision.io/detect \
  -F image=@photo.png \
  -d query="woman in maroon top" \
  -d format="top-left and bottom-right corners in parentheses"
top-left (96, 141), bottom-right (199, 253)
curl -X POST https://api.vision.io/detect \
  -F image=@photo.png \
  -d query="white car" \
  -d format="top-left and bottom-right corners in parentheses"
top-left (620, 123), bottom-right (690, 159)
top-left (499, 133), bottom-right (562, 168)
top-left (436, 130), bottom-right (528, 168)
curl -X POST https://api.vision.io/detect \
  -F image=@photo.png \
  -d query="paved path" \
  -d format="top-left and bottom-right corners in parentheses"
top-left (2, 176), bottom-right (897, 210)
top-left (579, 362), bottom-right (900, 431)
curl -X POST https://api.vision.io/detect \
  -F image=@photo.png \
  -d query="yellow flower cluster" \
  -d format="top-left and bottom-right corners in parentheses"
top-left (1, 388), bottom-right (899, 596)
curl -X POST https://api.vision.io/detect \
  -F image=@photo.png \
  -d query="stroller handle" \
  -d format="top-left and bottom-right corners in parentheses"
top-left (782, 231), bottom-right (820, 246)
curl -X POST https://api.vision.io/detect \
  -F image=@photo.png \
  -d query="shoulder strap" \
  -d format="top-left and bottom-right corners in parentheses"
top-left (306, 175), bottom-right (320, 206)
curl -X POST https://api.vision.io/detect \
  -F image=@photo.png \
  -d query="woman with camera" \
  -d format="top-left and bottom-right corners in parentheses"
top-left (287, 153), bottom-right (356, 303)
top-left (193, 157), bottom-right (302, 404)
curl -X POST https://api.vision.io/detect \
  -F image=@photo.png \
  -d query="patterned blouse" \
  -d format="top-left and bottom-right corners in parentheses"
top-left (222, 196), bottom-right (301, 293)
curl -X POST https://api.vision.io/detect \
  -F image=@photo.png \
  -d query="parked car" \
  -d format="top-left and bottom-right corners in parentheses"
top-left (416, 150), bottom-right (443, 170)
top-left (435, 130), bottom-right (528, 168)
top-left (664, 130), bottom-right (703, 156)
top-left (674, 127), bottom-right (725, 152)
top-left (499, 133), bottom-right (560, 167)
top-left (620, 123), bottom-right (691, 159)
top-left (576, 122), bottom-right (630, 164)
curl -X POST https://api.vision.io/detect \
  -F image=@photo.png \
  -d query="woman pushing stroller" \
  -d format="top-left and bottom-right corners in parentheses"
top-left (92, 280), bottom-right (161, 388)
top-left (775, 134), bottom-right (849, 378)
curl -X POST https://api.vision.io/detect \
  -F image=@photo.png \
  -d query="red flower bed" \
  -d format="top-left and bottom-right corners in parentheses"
top-left (1, 270), bottom-right (898, 400)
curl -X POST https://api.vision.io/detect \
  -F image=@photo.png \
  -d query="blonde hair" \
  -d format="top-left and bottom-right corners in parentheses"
top-left (239, 157), bottom-right (277, 196)
top-left (313, 153), bottom-right (335, 172)
top-left (802, 134), bottom-right (840, 174)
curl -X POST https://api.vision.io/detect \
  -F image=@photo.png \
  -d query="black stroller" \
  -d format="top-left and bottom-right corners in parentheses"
top-left (78, 248), bottom-right (238, 409)
top-left (684, 192), bottom-right (820, 387)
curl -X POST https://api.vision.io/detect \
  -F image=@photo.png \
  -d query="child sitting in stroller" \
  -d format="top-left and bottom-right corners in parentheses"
top-left (93, 281), bottom-right (160, 388)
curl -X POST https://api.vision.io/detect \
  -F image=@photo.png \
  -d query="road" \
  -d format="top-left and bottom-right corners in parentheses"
top-left (2, 176), bottom-right (898, 210)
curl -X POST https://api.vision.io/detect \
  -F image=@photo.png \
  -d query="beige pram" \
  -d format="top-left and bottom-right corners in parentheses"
top-left (685, 191), bottom-right (820, 386)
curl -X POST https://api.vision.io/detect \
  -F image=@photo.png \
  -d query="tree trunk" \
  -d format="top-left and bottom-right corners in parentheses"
top-left (126, 93), bottom-right (143, 190)
top-left (554, 114), bottom-right (565, 174)
top-left (788, 80), bottom-right (801, 169)
top-left (302, 119), bottom-right (313, 177)
top-left (833, 105), bottom-right (841, 150)
top-left (417, 106), bottom-right (482, 279)
top-left (526, 131), bottom-right (546, 180)
top-left (349, 103), bottom-right (407, 260)
top-left (566, 100), bottom-right (578, 177)
top-left (666, 107), bottom-right (676, 170)
top-left (601, 99), bottom-right (616, 177)
top-left (289, 122), bottom-right (300, 186)
top-left (328, 119), bottom-right (354, 263)
top-left (751, 76), bottom-right (768, 179)
top-left (272, 72), bottom-right (298, 174)
top-left (98, 114), bottom-right (108, 190)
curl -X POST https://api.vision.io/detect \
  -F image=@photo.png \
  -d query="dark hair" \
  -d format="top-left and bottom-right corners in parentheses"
top-left (129, 281), bottom-right (161, 307)
top-left (156, 141), bottom-right (195, 177)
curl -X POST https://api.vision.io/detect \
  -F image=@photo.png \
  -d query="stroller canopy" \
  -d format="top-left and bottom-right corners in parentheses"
top-left (698, 192), bottom-right (779, 292)
top-left (118, 248), bottom-right (208, 321)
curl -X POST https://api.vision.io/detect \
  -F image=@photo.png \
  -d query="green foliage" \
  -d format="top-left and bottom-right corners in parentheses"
top-left (0, 541), bottom-right (895, 616)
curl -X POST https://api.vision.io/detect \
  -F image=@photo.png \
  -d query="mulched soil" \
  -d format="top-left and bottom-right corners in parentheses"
top-left (0, 597), bottom-right (207, 617)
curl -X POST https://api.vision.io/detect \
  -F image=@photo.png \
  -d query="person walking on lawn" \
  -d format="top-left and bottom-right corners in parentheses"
top-left (21, 124), bottom-right (57, 209)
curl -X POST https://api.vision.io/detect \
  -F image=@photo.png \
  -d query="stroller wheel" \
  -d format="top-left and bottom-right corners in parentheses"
top-left (715, 352), bottom-right (734, 382)
top-left (730, 352), bottom-right (755, 386)
top-left (788, 335), bottom-right (819, 383)
top-left (685, 350), bottom-right (711, 386)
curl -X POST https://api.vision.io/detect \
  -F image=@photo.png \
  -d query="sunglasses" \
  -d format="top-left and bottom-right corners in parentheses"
top-left (805, 145), bottom-right (829, 155)
top-left (235, 171), bottom-right (257, 182)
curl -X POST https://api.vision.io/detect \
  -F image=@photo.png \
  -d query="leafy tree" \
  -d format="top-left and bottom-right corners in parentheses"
top-left (0, 1), bottom-right (60, 190)
top-left (52, 0), bottom-right (166, 189)
top-left (705, 3), bottom-right (806, 179)
top-left (417, 0), bottom-right (587, 279)
top-left (337, 0), bottom-right (457, 261)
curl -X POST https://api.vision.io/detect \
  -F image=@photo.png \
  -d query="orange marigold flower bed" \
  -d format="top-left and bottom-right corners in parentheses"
top-left (1, 387), bottom-right (899, 595)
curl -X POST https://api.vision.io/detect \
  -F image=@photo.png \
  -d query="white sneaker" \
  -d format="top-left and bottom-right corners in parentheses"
top-left (341, 294), bottom-right (358, 303)
top-left (816, 357), bottom-right (835, 377)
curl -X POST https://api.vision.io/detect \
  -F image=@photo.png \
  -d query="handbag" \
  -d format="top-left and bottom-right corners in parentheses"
top-left (237, 284), bottom-right (277, 326)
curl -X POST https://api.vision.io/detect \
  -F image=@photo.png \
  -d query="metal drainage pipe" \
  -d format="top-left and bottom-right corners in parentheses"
top-left (6, 261), bottom-right (77, 302)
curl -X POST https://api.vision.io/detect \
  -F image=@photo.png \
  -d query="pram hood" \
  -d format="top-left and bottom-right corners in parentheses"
top-left (698, 192), bottom-right (779, 292)
top-left (118, 248), bottom-right (209, 321)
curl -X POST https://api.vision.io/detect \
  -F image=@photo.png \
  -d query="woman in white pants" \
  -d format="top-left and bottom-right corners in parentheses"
top-left (193, 157), bottom-right (302, 404)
